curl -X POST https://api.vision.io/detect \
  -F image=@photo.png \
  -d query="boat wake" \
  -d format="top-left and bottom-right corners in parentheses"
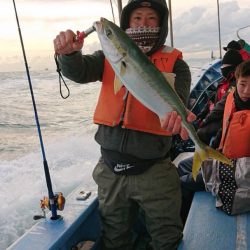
top-left (0, 132), bottom-right (100, 249)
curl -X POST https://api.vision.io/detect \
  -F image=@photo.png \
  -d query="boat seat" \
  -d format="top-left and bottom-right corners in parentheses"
top-left (178, 191), bottom-right (250, 250)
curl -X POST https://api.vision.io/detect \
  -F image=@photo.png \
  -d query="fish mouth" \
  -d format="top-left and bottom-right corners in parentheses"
top-left (93, 20), bottom-right (102, 33)
top-left (93, 17), bottom-right (107, 33)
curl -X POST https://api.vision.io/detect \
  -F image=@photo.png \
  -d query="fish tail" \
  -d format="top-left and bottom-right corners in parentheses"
top-left (192, 145), bottom-right (232, 180)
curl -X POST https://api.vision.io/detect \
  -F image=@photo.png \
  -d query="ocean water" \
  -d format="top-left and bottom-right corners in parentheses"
top-left (0, 70), bottom-right (101, 249)
top-left (0, 59), bottom-right (207, 249)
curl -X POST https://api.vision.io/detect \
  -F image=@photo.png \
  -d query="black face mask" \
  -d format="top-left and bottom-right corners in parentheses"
top-left (221, 65), bottom-right (235, 79)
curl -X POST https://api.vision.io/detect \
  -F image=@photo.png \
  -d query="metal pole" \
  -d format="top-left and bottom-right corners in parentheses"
top-left (217, 0), bottom-right (222, 59)
top-left (117, 0), bottom-right (123, 24)
top-left (168, 0), bottom-right (174, 47)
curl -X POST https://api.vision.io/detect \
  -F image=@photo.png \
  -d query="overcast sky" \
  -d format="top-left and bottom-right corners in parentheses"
top-left (0, 0), bottom-right (250, 72)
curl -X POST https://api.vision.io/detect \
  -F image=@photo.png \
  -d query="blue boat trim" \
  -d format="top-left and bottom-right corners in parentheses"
top-left (7, 185), bottom-right (100, 250)
top-left (188, 59), bottom-right (222, 115)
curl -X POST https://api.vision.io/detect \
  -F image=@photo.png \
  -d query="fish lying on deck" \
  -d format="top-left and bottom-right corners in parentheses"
top-left (93, 17), bottom-right (232, 179)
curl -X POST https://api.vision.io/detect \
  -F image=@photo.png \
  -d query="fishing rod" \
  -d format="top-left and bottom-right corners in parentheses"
top-left (12, 0), bottom-right (63, 220)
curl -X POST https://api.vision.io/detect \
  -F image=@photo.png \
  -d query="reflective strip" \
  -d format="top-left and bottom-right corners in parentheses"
top-left (162, 45), bottom-right (175, 53)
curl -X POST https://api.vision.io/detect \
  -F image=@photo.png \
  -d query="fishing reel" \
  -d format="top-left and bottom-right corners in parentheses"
top-left (40, 192), bottom-right (65, 211)
top-left (34, 192), bottom-right (65, 220)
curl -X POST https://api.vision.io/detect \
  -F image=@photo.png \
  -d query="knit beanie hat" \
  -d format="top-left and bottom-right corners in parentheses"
top-left (223, 40), bottom-right (241, 51)
top-left (222, 50), bottom-right (243, 67)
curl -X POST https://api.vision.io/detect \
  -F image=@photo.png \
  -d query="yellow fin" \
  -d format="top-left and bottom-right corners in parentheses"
top-left (114, 75), bottom-right (123, 94)
top-left (192, 145), bottom-right (232, 180)
top-left (162, 72), bottom-right (176, 89)
top-left (114, 62), bottom-right (127, 94)
top-left (192, 149), bottom-right (204, 180)
top-left (206, 146), bottom-right (232, 166)
top-left (120, 61), bottom-right (127, 77)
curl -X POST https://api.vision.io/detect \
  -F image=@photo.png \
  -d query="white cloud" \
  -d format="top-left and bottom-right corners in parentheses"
top-left (0, 0), bottom-right (250, 71)
top-left (172, 1), bottom-right (250, 59)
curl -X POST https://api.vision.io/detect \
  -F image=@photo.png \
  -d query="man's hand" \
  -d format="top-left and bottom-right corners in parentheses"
top-left (160, 111), bottom-right (196, 140)
top-left (53, 29), bottom-right (83, 55)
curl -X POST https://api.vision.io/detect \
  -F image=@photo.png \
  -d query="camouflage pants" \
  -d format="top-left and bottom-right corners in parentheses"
top-left (92, 157), bottom-right (183, 250)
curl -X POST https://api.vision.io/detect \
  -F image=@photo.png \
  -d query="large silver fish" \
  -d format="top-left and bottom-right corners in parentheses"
top-left (94, 17), bottom-right (232, 179)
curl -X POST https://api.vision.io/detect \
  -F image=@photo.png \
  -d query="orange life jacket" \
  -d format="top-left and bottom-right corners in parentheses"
top-left (219, 90), bottom-right (250, 158)
top-left (93, 46), bottom-right (182, 136)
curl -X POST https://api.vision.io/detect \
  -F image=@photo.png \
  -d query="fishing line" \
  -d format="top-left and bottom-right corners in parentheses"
top-left (12, 0), bottom-right (59, 220)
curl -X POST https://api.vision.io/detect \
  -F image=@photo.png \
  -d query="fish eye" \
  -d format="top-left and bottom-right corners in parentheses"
top-left (105, 28), bottom-right (112, 37)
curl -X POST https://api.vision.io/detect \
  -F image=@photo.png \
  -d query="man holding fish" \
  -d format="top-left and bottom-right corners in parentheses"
top-left (53, 0), bottom-right (204, 249)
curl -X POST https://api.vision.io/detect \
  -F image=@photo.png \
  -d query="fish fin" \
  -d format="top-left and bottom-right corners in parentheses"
top-left (192, 145), bottom-right (232, 180)
top-left (120, 61), bottom-right (127, 77)
top-left (206, 146), bottom-right (232, 166)
top-left (162, 72), bottom-right (176, 89)
top-left (114, 61), bottom-right (127, 94)
top-left (114, 75), bottom-right (123, 94)
top-left (192, 148), bottom-right (205, 180)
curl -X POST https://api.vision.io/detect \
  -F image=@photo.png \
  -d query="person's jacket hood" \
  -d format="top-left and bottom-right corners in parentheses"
top-left (120, 0), bottom-right (169, 55)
